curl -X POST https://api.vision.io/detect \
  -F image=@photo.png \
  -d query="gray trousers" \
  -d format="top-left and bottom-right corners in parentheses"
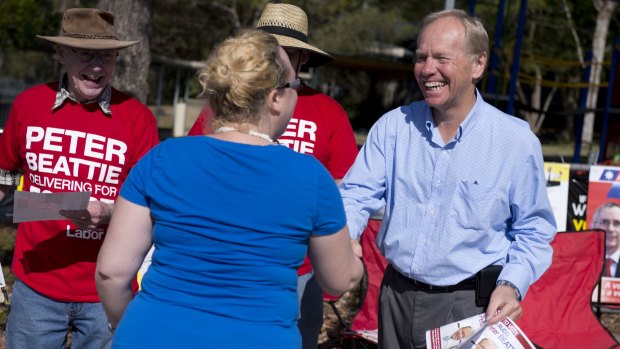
top-left (378, 265), bottom-right (484, 349)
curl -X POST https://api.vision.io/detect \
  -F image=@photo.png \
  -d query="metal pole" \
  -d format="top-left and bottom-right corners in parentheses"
top-left (155, 65), bottom-right (166, 119)
top-left (184, 69), bottom-right (191, 100)
top-left (487, 0), bottom-right (506, 97)
top-left (507, 0), bottom-right (527, 116)
top-left (598, 37), bottom-right (620, 162)
top-left (468, 0), bottom-right (477, 15)
top-left (173, 68), bottom-right (181, 108)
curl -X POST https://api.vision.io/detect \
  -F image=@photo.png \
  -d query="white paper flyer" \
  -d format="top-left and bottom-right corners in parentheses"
top-left (426, 314), bottom-right (536, 349)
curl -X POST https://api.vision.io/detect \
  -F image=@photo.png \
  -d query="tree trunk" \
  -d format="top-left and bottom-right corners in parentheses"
top-left (516, 66), bottom-right (557, 135)
top-left (98, 0), bottom-right (154, 104)
top-left (582, 0), bottom-right (616, 151)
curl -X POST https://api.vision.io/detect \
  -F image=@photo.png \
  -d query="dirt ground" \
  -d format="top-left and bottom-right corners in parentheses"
top-left (601, 313), bottom-right (620, 341)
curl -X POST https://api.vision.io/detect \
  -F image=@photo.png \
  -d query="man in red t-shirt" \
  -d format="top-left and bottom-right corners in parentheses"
top-left (0, 8), bottom-right (159, 348)
top-left (187, 4), bottom-right (358, 348)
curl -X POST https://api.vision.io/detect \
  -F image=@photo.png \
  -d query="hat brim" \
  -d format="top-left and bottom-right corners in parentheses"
top-left (271, 34), bottom-right (333, 68)
top-left (37, 35), bottom-right (138, 50)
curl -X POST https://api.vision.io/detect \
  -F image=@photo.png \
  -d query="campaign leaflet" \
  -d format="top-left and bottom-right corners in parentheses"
top-left (587, 165), bottom-right (620, 227)
top-left (543, 162), bottom-right (590, 232)
top-left (426, 314), bottom-right (535, 349)
top-left (587, 166), bottom-right (620, 291)
top-left (599, 276), bottom-right (620, 304)
top-left (567, 165), bottom-right (589, 231)
top-left (12, 190), bottom-right (90, 223)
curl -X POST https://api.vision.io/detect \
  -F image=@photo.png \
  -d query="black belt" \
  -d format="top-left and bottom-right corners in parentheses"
top-left (410, 277), bottom-right (477, 292)
top-left (388, 264), bottom-right (476, 292)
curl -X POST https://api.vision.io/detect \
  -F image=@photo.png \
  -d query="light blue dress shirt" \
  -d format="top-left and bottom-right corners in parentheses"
top-left (339, 91), bottom-right (557, 298)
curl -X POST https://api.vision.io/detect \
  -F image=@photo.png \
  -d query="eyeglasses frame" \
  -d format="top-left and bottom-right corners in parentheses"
top-left (68, 47), bottom-right (119, 64)
top-left (276, 77), bottom-right (303, 91)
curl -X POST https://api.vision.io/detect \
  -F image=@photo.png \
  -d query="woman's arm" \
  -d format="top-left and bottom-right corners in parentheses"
top-left (308, 225), bottom-right (364, 296)
top-left (95, 196), bottom-right (153, 328)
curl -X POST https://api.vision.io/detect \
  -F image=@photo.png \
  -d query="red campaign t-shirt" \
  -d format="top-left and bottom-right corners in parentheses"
top-left (188, 85), bottom-right (358, 274)
top-left (0, 82), bottom-right (159, 302)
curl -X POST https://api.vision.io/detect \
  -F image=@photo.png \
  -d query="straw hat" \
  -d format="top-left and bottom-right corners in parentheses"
top-left (37, 8), bottom-right (138, 50)
top-left (256, 3), bottom-right (333, 67)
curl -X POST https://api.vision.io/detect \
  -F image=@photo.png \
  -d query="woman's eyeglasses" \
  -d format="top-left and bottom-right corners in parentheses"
top-left (276, 77), bottom-right (303, 91)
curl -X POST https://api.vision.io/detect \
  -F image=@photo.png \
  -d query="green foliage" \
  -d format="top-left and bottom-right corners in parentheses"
top-left (312, 7), bottom-right (416, 54)
top-left (284, 0), bottom-right (425, 54)
top-left (151, 0), bottom-right (217, 60)
top-left (1, 0), bottom-right (618, 139)
top-left (0, 0), bottom-right (58, 51)
top-left (150, 0), bottom-right (267, 61)
top-left (315, 66), bottom-right (372, 122)
top-left (465, 1), bottom-right (618, 104)
top-left (1, 51), bottom-right (59, 83)
top-left (0, 226), bottom-right (16, 330)
top-left (0, 226), bottom-right (16, 268)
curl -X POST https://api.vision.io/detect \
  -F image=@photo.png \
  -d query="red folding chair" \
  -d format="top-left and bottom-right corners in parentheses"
top-left (517, 230), bottom-right (619, 349)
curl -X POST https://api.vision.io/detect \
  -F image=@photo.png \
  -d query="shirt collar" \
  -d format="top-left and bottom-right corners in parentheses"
top-left (53, 74), bottom-right (112, 115)
top-left (424, 89), bottom-right (484, 143)
top-left (457, 89), bottom-right (484, 140)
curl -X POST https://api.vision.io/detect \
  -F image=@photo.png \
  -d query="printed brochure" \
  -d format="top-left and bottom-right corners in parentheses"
top-left (425, 314), bottom-right (535, 349)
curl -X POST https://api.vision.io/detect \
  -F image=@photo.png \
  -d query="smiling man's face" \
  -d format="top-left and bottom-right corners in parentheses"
top-left (57, 45), bottom-right (118, 102)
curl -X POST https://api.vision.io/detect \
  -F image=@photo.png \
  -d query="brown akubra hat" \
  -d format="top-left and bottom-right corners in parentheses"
top-left (37, 8), bottom-right (138, 50)
top-left (256, 3), bottom-right (333, 68)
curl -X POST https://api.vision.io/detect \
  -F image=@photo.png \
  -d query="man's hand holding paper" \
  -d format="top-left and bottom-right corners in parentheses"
top-left (485, 285), bottom-right (522, 325)
top-left (60, 199), bottom-right (113, 229)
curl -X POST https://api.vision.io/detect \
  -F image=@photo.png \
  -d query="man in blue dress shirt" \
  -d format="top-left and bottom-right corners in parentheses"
top-left (339, 9), bottom-right (556, 349)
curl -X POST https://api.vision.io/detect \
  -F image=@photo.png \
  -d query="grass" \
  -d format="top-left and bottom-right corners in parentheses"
top-left (542, 141), bottom-right (600, 163)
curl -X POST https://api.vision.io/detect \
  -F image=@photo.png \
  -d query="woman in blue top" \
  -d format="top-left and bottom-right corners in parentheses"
top-left (95, 29), bottom-right (364, 349)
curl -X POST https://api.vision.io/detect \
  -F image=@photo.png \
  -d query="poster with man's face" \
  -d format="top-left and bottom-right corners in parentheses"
top-left (587, 165), bottom-right (620, 304)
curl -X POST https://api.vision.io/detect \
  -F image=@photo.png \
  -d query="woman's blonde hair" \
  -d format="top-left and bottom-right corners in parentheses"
top-left (198, 29), bottom-right (286, 125)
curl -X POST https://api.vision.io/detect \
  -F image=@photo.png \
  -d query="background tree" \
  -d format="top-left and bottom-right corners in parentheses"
top-left (0, 0), bottom-right (59, 82)
top-left (2, 0), bottom-right (619, 148)
top-left (98, 0), bottom-right (154, 103)
top-left (150, 0), bottom-right (267, 61)
top-left (293, 0), bottom-right (421, 126)
top-left (512, 0), bottom-right (576, 135)
top-left (473, 0), bottom-right (618, 144)
top-left (581, 0), bottom-right (617, 155)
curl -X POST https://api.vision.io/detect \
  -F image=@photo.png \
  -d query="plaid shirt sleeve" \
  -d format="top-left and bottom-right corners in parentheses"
top-left (0, 169), bottom-right (21, 186)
